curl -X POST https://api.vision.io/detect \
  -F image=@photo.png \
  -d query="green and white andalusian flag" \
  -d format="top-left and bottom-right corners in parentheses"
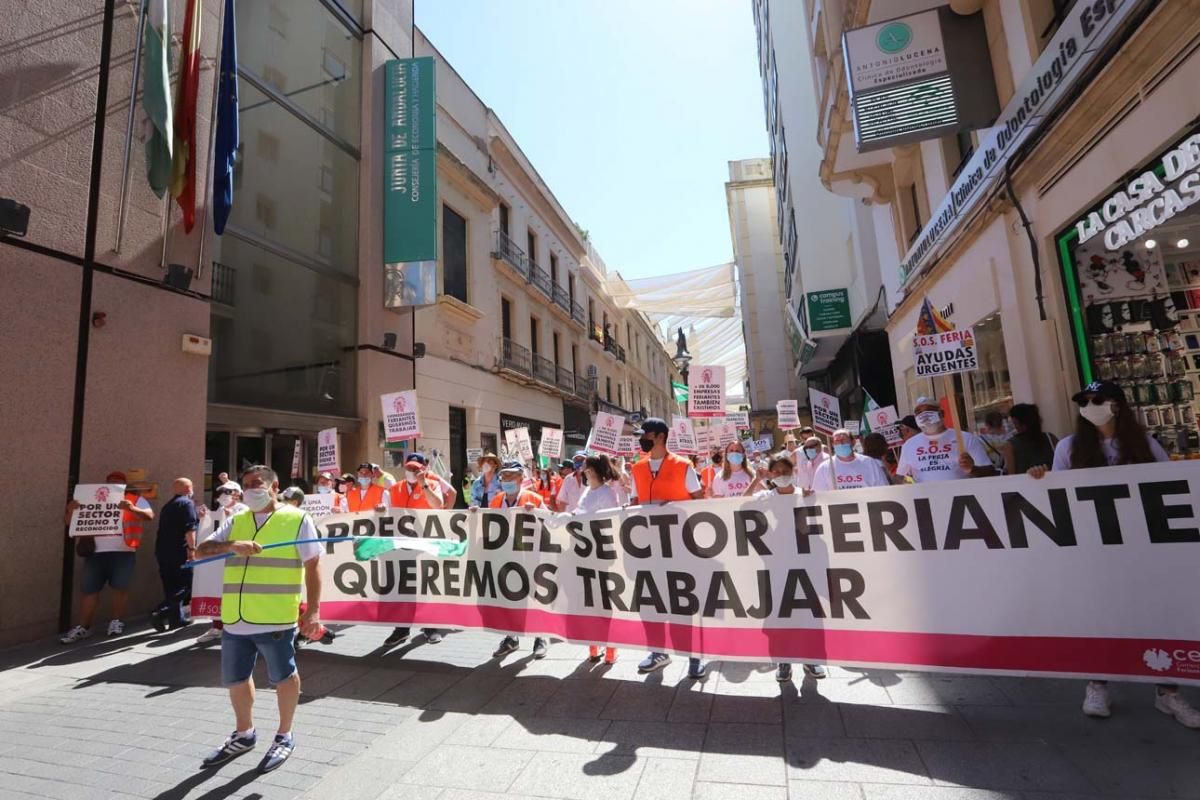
top-left (142, 0), bottom-right (174, 197)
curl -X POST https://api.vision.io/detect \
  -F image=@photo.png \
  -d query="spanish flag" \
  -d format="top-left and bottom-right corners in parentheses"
top-left (169, 0), bottom-right (203, 232)
top-left (915, 298), bottom-right (953, 335)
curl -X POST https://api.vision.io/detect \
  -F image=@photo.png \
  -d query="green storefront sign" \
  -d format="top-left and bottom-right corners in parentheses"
top-left (383, 57), bottom-right (438, 308)
top-left (806, 289), bottom-right (851, 331)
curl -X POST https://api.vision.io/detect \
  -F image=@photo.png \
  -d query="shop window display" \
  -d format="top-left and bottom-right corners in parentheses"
top-left (1057, 129), bottom-right (1200, 457)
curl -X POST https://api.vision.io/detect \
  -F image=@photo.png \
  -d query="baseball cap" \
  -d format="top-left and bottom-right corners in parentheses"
top-left (404, 453), bottom-right (427, 466)
top-left (1071, 381), bottom-right (1126, 404)
top-left (280, 486), bottom-right (305, 502)
top-left (499, 460), bottom-right (524, 474)
top-left (356, 462), bottom-right (377, 472)
top-left (559, 460), bottom-right (575, 470)
top-left (913, 396), bottom-right (941, 412)
top-left (317, 472), bottom-right (335, 481)
top-left (634, 417), bottom-right (669, 435)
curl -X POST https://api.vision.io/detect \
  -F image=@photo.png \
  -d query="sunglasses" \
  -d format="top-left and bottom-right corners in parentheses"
top-left (1075, 396), bottom-right (1112, 407)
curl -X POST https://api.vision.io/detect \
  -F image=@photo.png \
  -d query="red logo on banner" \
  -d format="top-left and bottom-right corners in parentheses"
top-left (94, 487), bottom-right (110, 503)
top-left (876, 412), bottom-right (888, 425)
top-left (393, 396), bottom-right (406, 413)
top-left (822, 398), bottom-right (830, 409)
top-left (702, 369), bottom-right (713, 383)
top-left (605, 417), bottom-right (616, 428)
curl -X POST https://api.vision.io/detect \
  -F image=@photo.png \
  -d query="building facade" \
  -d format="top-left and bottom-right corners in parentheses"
top-left (726, 158), bottom-right (799, 432)
top-left (752, 0), bottom-right (897, 427)
top-left (795, 0), bottom-right (1200, 455)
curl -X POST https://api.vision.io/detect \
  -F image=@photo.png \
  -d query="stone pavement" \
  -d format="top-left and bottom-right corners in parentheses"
top-left (0, 622), bottom-right (1196, 800)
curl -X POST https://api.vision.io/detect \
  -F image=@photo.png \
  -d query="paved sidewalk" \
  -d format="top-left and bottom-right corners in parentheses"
top-left (0, 622), bottom-right (1196, 800)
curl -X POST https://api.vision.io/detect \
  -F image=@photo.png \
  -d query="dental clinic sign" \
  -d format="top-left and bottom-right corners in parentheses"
top-left (1075, 132), bottom-right (1200, 250)
top-left (899, 0), bottom-right (1139, 285)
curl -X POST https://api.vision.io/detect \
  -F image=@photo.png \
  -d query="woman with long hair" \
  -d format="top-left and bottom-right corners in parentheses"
top-left (576, 454), bottom-right (623, 665)
top-left (709, 441), bottom-right (755, 498)
top-left (1003, 403), bottom-right (1058, 475)
top-left (1028, 381), bottom-right (1198, 729)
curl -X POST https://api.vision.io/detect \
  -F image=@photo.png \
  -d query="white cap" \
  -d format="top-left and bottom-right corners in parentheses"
top-left (216, 481), bottom-right (242, 493)
top-left (913, 396), bottom-right (937, 409)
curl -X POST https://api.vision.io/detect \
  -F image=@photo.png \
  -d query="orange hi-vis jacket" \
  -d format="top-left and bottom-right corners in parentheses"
top-left (632, 453), bottom-right (694, 504)
top-left (121, 492), bottom-right (145, 549)
top-left (388, 478), bottom-right (441, 509)
top-left (345, 483), bottom-right (385, 512)
top-left (489, 490), bottom-right (544, 509)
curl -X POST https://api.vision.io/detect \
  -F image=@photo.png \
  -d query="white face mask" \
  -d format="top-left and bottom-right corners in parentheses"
top-left (482, 464), bottom-right (494, 475)
top-left (916, 411), bottom-right (942, 434)
top-left (217, 495), bottom-right (234, 508)
top-left (1079, 401), bottom-right (1115, 427)
top-left (317, 485), bottom-right (332, 494)
top-left (243, 487), bottom-right (272, 512)
top-left (405, 470), bottom-right (420, 484)
top-left (772, 474), bottom-right (796, 488)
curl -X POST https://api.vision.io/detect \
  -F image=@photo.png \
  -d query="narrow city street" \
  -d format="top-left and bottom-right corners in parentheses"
top-left (1, 623), bottom-right (1196, 800)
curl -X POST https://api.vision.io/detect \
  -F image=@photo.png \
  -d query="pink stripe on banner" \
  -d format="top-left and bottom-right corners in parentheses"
top-left (322, 600), bottom-right (1200, 683)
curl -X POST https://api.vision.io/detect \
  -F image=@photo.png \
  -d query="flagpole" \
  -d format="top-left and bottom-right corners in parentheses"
top-left (113, 0), bottom-right (149, 254)
top-left (194, 5), bottom-right (224, 280)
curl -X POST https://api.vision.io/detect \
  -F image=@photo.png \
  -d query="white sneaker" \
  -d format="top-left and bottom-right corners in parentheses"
top-left (196, 626), bottom-right (222, 645)
top-left (106, 620), bottom-right (125, 637)
top-left (60, 625), bottom-right (92, 644)
top-left (1155, 690), bottom-right (1200, 729)
top-left (1082, 681), bottom-right (1111, 718)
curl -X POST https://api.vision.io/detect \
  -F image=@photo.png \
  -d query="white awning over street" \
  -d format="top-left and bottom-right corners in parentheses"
top-left (607, 263), bottom-right (738, 318)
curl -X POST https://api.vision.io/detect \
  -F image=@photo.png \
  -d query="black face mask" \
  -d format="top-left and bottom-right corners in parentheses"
top-left (638, 437), bottom-right (655, 453)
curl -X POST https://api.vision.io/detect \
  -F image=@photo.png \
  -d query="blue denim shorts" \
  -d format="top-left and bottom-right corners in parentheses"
top-left (81, 552), bottom-right (137, 594)
top-left (220, 629), bottom-right (298, 687)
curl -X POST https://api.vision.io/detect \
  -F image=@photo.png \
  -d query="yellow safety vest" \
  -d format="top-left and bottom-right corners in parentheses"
top-left (221, 506), bottom-right (305, 626)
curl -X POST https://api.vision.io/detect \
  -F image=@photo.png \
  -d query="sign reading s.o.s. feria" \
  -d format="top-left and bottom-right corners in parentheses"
top-left (193, 462), bottom-right (1200, 683)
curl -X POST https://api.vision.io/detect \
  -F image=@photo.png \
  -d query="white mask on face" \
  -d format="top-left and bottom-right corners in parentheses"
top-left (217, 495), bottom-right (234, 508)
top-left (317, 485), bottom-right (332, 494)
top-left (243, 487), bottom-right (272, 512)
top-left (772, 474), bottom-right (796, 488)
top-left (915, 411), bottom-right (942, 434)
top-left (1079, 401), bottom-right (1116, 427)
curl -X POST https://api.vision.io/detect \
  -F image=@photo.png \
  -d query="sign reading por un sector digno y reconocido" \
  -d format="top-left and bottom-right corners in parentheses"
top-left (384, 57), bottom-right (437, 308)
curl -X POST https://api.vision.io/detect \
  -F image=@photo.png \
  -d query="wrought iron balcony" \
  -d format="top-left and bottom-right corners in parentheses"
top-left (575, 374), bottom-right (597, 399)
top-left (552, 284), bottom-right (571, 312)
top-left (501, 338), bottom-right (531, 375)
top-left (530, 263), bottom-right (552, 297)
top-left (571, 301), bottom-right (586, 327)
top-left (211, 261), bottom-right (235, 306)
top-left (532, 353), bottom-right (556, 385)
top-left (603, 333), bottom-right (626, 363)
top-left (556, 365), bottom-right (575, 394)
top-left (493, 231), bottom-right (529, 278)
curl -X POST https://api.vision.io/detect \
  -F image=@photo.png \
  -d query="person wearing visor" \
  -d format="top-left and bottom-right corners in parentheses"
top-left (1028, 381), bottom-right (1198, 728)
top-left (382, 453), bottom-right (448, 648)
top-left (486, 461), bottom-right (548, 660)
top-left (896, 397), bottom-right (994, 483)
top-left (629, 418), bottom-right (707, 679)
top-left (195, 481), bottom-right (249, 645)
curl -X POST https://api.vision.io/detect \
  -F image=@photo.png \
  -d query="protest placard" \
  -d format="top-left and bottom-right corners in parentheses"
top-left (752, 436), bottom-right (773, 452)
top-left (914, 328), bottom-right (978, 378)
top-left (589, 411), bottom-right (624, 454)
top-left (617, 436), bottom-right (638, 456)
top-left (845, 420), bottom-right (861, 436)
top-left (539, 428), bottom-right (563, 459)
top-left (808, 387), bottom-right (842, 434)
top-left (868, 405), bottom-right (902, 446)
top-left (668, 416), bottom-right (697, 455)
top-left (714, 421), bottom-right (739, 447)
top-left (69, 484), bottom-right (126, 537)
top-left (317, 428), bottom-right (339, 473)
top-left (725, 410), bottom-right (750, 430)
top-left (466, 447), bottom-right (484, 464)
top-left (300, 493), bottom-right (334, 521)
top-left (206, 460), bottom-right (1200, 683)
top-left (505, 427), bottom-right (535, 462)
top-left (687, 365), bottom-right (725, 418)
top-left (381, 390), bottom-right (421, 442)
top-left (776, 400), bottom-right (801, 430)
top-left (291, 439), bottom-right (302, 478)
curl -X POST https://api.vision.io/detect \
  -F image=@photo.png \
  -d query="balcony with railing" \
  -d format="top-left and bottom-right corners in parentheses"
top-left (575, 374), bottom-right (597, 400)
top-left (603, 333), bottom-right (626, 363)
top-left (532, 353), bottom-right (556, 385)
top-left (571, 301), bottom-right (586, 327)
top-left (555, 365), bottom-right (575, 394)
top-left (211, 261), bottom-right (235, 306)
top-left (500, 338), bottom-right (531, 376)
top-left (530, 263), bottom-right (552, 298)
top-left (588, 324), bottom-right (604, 345)
top-left (552, 284), bottom-right (571, 313)
top-left (492, 231), bottom-right (529, 279)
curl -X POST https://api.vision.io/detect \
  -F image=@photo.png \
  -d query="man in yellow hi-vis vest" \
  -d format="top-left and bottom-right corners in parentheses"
top-left (194, 465), bottom-right (323, 775)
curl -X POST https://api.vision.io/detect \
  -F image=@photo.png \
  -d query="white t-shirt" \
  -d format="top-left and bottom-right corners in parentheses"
top-left (1051, 432), bottom-right (1168, 471)
top-left (896, 429), bottom-right (992, 483)
top-left (206, 508), bottom-right (323, 635)
top-left (576, 483), bottom-right (622, 514)
top-left (792, 450), bottom-right (828, 491)
top-left (646, 458), bottom-right (703, 494)
top-left (812, 454), bottom-right (891, 491)
top-left (93, 496), bottom-right (153, 553)
top-left (710, 469), bottom-right (754, 498)
top-left (557, 472), bottom-right (586, 512)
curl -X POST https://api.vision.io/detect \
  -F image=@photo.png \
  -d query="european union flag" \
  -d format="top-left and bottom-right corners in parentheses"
top-left (212, 0), bottom-right (238, 235)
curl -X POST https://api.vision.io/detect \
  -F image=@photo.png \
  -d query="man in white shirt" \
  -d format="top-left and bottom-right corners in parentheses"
top-left (812, 429), bottom-right (892, 491)
top-left (792, 436), bottom-right (828, 492)
top-left (896, 397), bottom-right (995, 483)
top-left (196, 465), bottom-right (323, 775)
top-left (555, 453), bottom-right (587, 512)
top-left (195, 481), bottom-right (249, 645)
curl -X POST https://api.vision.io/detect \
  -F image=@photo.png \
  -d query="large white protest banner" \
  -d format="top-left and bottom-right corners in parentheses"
top-left (809, 388), bottom-right (842, 434)
top-left (589, 412), bottom-right (624, 454)
top-left (69, 484), bottom-right (126, 537)
top-left (539, 428), bottom-right (564, 459)
top-left (776, 400), bottom-right (801, 430)
top-left (381, 391), bottom-right (421, 442)
top-left (914, 328), bottom-right (978, 378)
top-left (317, 428), bottom-right (340, 473)
top-left (189, 462), bottom-right (1200, 683)
top-left (668, 416), bottom-right (697, 455)
top-left (687, 365), bottom-right (725, 418)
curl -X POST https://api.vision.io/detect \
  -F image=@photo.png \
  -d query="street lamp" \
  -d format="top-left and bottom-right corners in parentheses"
top-left (671, 326), bottom-right (691, 384)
